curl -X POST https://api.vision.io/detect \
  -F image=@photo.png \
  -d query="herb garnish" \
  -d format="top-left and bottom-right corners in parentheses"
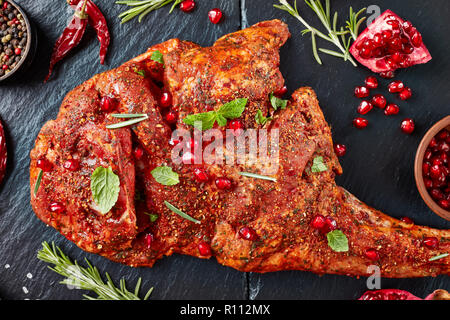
top-left (311, 156), bottom-right (328, 173)
top-left (269, 92), bottom-right (288, 111)
top-left (239, 172), bottom-right (277, 182)
top-left (183, 98), bottom-right (248, 130)
top-left (144, 212), bottom-right (159, 222)
top-left (274, 0), bottom-right (365, 66)
top-left (150, 166), bottom-right (179, 186)
top-left (327, 230), bottom-right (349, 252)
top-left (34, 169), bottom-right (43, 196)
top-left (428, 253), bottom-right (449, 262)
top-left (91, 166), bottom-right (120, 215)
top-left (164, 200), bottom-right (200, 224)
top-left (151, 50), bottom-right (164, 66)
top-left (112, 113), bottom-right (148, 119)
top-left (106, 114), bottom-right (148, 129)
top-left (38, 242), bottom-right (153, 300)
top-left (135, 70), bottom-right (146, 77)
top-left (255, 109), bottom-right (272, 125)
top-left (116, 0), bottom-right (183, 23)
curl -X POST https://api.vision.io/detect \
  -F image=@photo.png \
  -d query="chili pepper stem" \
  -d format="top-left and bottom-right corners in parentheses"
top-left (75, 0), bottom-right (89, 19)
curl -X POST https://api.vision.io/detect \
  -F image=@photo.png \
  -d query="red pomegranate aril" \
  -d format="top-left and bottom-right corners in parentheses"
top-left (411, 32), bottom-right (423, 47)
top-left (239, 226), bottom-right (258, 241)
top-left (134, 146), bottom-right (144, 160)
top-left (364, 248), bottom-right (380, 261)
top-left (424, 148), bottom-right (433, 160)
top-left (402, 20), bottom-right (413, 33)
top-left (37, 159), bottom-right (53, 172)
top-left (354, 86), bottom-right (370, 98)
top-left (63, 159), bottom-right (80, 171)
top-left (400, 217), bottom-right (414, 224)
top-left (353, 117), bottom-right (368, 129)
top-left (380, 71), bottom-right (395, 79)
top-left (386, 19), bottom-right (400, 29)
top-left (274, 85), bottom-right (288, 97)
top-left (215, 177), bottom-right (232, 190)
top-left (334, 144), bottom-right (347, 157)
top-left (439, 141), bottom-right (450, 153)
top-left (431, 157), bottom-right (443, 167)
top-left (399, 87), bottom-right (412, 100)
top-left (193, 168), bottom-right (209, 183)
top-left (365, 76), bottom-right (378, 89)
top-left (145, 233), bottom-right (153, 249)
top-left (371, 94), bottom-right (387, 109)
top-left (388, 80), bottom-right (404, 93)
top-left (227, 119), bottom-right (243, 136)
top-left (439, 152), bottom-right (448, 164)
top-left (160, 91), bottom-right (172, 108)
top-left (208, 8), bottom-right (223, 24)
top-left (429, 164), bottom-right (442, 179)
top-left (100, 96), bottom-right (117, 112)
top-left (430, 188), bottom-right (444, 200)
top-left (320, 216), bottom-right (337, 234)
top-left (400, 118), bottom-right (414, 134)
top-left (373, 33), bottom-right (384, 45)
top-left (49, 202), bottom-right (65, 214)
top-left (179, 0), bottom-right (195, 12)
top-left (439, 199), bottom-right (450, 210)
top-left (198, 241), bottom-right (212, 256)
top-left (422, 162), bottom-right (430, 176)
top-left (429, 137), bottom-right (438, 149)
top-left (437, 129), bottom-right (449, 141)
top-left (382, 29), bottom-right (392, 41)
top-left (424, 178), bottom-right (433, 189)
top-left (384, 103), bottom-right (399, 116)
top-left (165, 110), bottom-right (178, 124)
top-left (311, 214), bottom-right (327, 229)
top-left (357, 100), bottom-right (373, 115)
top-left (423, 237), bottom-right (439, 249)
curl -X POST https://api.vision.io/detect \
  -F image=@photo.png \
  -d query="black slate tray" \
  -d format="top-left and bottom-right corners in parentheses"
top-left (0, 0), bottom-right (448, 300)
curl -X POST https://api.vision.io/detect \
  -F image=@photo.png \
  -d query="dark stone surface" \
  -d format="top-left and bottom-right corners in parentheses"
top-left (0, 0), bottom-right (448, 300)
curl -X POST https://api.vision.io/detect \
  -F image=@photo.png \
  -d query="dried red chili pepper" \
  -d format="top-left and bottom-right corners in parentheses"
top-left (68, 0), bottom-right (110, 64)
top-left (0, 118), bottom-right (7, 185)
top-left (44, 0), bottom-right (89, 82)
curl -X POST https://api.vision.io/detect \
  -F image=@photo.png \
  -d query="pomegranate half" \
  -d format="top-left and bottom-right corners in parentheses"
top-left (349, 10), bottom-right (431, 74)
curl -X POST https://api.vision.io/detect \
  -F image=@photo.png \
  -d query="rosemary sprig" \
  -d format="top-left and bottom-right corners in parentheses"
top-left (116, 0), bottom-right (183, 23)
top-left (37, 242), bottom-right (153, 300)
top-left (275, 0), bottom-right (365, 66)
top-left (239, 172), bottom-right (277, 182)
top-left (34, 169), bottom-right (43, 196)
top-left (428, 253), bottom-right (449, 262)
top-left (164, 200), bottom-right (201, 224)
top-left (106, 114), bottom-right (148, 129)
top-left (111, 113), bottom-right (148, 119)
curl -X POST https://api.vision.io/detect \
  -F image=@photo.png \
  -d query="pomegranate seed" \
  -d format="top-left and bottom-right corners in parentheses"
top-left (424, 178), bottom-right (433, 189)
top-left (179, 0), bottom-right (195, 12)
top-left (400, 118), bottom-right (414, 134)
top-left (364, 248), bottom-right (380, 261)
top-left (429, 137), bottom-right (438, 149)
top-left (354, 86), bottom-right (370, 98)
top-left (37, 159), bottom-right (53, 172)
top-left (274, 85), bottom-right (288, 97)
top-left (429, 164), bottom-right (442, 179)
top-left (439, 199), bottom-right (450, 210)
top-left (198, 241), bottom-right (212, 256)
top-left (402, 21), bottom-right (413, 33)
top-left (215, 177), bottom-right (232, 190)
top-left (208, 8), bottom-right (223, 24)
top-left (388, 80), bottom-right (404, 93)
top-left (386, 19), bottom-right (400, 29)
top-left (379, 71), bottom-right (395, 79)
top-left (193, 168), bottom-right (209, 183)
top-left (353, 117), bottom-right (369, 129)
top-left (63, 159), bottom-right (80, 171)
top-left (423, 162), bottom-right (430, 176)
top-left (384, 103), bottom-right (399, 116)
top-left (100, 96), bottom-right (117, 112)
top-left (14, 48), bottom-right (21, 55)
top-left (439, 141), bottom-right (449, 152)
top-left (357, 100), bottom-right (373, 115)
top-left (423, 237), bottom-right (439, 249)
top-left (145, 233), bottom-right (153, 249)
top-left (430, 188), bottom-right (444, 200)
top-left (365, 76), bottom-right (378, 89)
top-left (411, 32), bottom-right (422, 47)
top-left (400, 217), bottom-right (414, 224)
top-left (432, 157), bottom-right (443, 167)
top-left (371, 94), bottom-right (387, 109)
top-left (134, 146), bottom-right (144, 160)
top-left (437, 130), bottom-right (449, 141)
top-left (227, 119), bottom-right (243, 136)
top-left (334, 144), bottom-right (347, 157)
top-left (424, 148), bottom-right (433, 160)
top-left (311, 215), bottom-right (327, 229)
top-left (399, 87), bottom-right (412, 100)
top-left (320, 216), bottom-right (337, 234)
top-left (160, 91), bottom-right (172, 108)
top-left (49, 202), bottom-right (65, 214)
top-left (165, 110), bottom-right (178, 124)
top-left (238, 226), bottom-right (258, 241)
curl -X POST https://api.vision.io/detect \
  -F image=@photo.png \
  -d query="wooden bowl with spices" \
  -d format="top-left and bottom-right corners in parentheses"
top-left (0, 0), bottom-right (36, 82)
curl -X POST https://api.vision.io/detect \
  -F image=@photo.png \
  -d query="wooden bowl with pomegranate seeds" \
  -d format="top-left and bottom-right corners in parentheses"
top-left (415, 115), bottom-right (450, 221)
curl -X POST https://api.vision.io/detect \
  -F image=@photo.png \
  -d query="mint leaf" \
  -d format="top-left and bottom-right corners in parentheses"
top-left (269, 92), bottom-right (288, 111)
top-left (218, 98), bottom-right (247, 119)
top-left (327, 230), bottom-right (349, 252)
top-left (151, 50), bottom-right (164, 65)
top-left (311, 156), bottom-right (328, 173)
top-left (255, 109), bottom-right (272, 125)
top-left (183, 111), bottom-right (217, 130)
top-left (91, 166), bottom-right (120, 215)
top-left (215, 114), bottom-right (227, 127)
top-left (151, 166), bottom-right (179, 186)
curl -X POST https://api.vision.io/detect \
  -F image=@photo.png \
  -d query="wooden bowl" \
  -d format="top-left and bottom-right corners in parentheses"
top-left (414, 115), bottom-right (450, 221)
